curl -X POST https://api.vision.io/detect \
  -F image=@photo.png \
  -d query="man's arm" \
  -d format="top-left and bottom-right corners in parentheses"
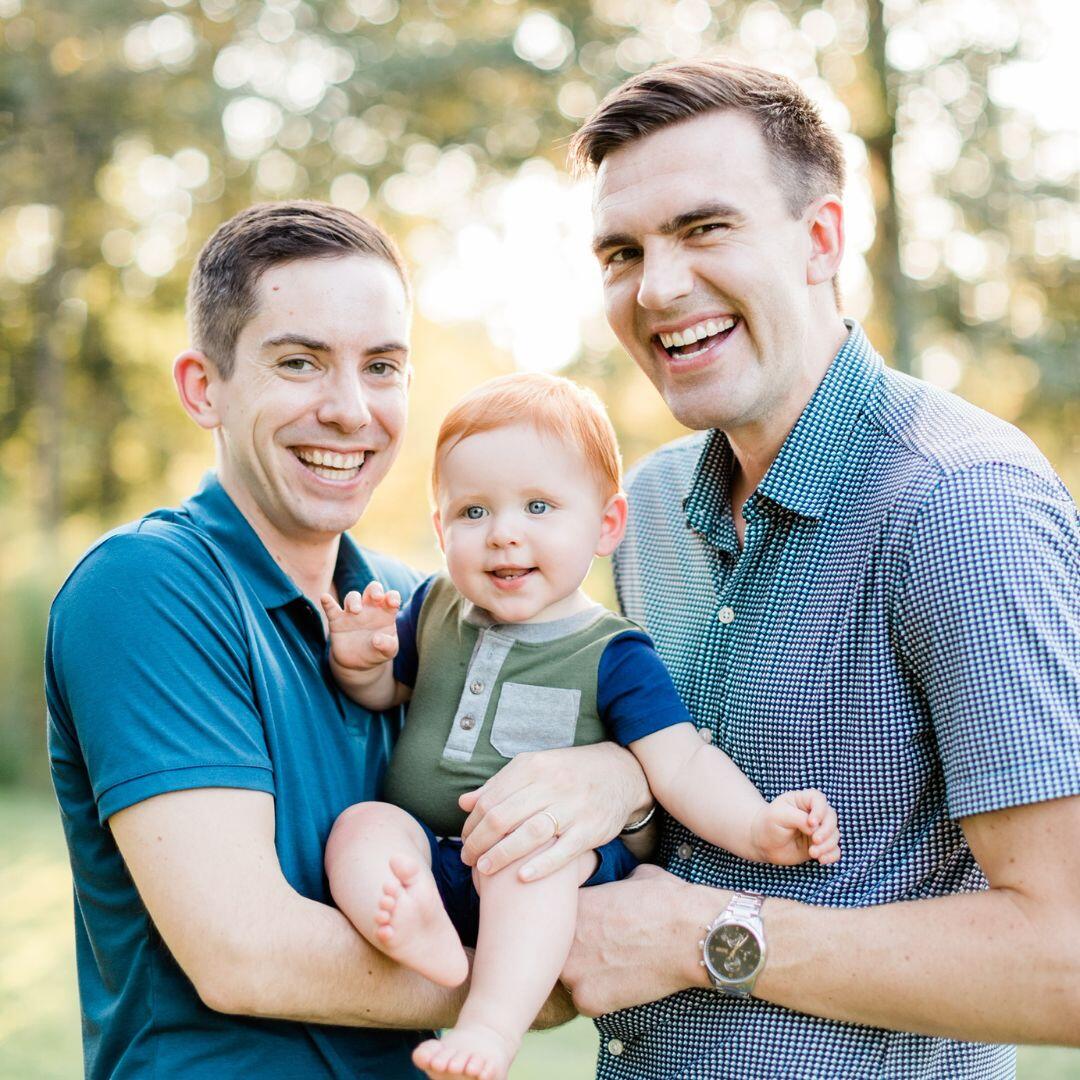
top-left (110, 787), bottom-right (466, 1028)
top-left (564, 795), bottom-right (1080, 1046)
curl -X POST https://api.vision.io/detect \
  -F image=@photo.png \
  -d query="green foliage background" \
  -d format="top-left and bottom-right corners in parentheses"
top-left (0, 0), bottom-right (1076, 1072)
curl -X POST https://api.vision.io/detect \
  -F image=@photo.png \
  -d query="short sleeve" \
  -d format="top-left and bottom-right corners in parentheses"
top-left (597, 631), bottom-right (693, 746)
top-left (46, 526), bottom-right (275, 823)
top-left (893, 463), bottom-right (1080, 819)
top-left (391, 574), bottom-right (435, 688)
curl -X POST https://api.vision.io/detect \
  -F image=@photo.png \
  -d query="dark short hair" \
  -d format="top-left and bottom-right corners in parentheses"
top-left (569, 59), bottom-right (845, 218)
top-left (186, 200), bottom-right (410, 377)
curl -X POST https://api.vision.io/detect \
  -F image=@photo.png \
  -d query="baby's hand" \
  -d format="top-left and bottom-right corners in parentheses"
top-left (320, 581), bottom-right (401, 673)
top-left (751, 789), bottom-right (840, 867)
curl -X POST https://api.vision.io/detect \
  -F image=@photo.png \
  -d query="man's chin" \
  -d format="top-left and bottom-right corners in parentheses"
top-left (286, 494), bottom-right (374, 540)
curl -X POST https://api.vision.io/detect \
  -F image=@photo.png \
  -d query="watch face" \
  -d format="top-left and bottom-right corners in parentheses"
top-left (706, 922), bottom-right (762, 982)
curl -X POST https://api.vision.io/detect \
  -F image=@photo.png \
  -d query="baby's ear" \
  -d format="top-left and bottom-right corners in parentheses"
top-left (595, 492), bottom-right (629, 557)
top-left (431, 507), bottom-right (446, 552)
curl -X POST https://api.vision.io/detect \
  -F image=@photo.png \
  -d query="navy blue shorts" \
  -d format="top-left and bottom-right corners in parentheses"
top-left (416, 819), bottom-right (638, 948)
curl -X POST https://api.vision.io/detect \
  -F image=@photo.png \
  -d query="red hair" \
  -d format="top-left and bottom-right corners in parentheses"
top-left (433, 373), bottom-right (622, 500)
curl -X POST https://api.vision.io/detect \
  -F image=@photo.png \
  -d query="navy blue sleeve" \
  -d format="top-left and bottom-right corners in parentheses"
top-left (597, 631), bottom-right (693, 746)
top-left (391, 574), bottom-right (435, 688)
top-left (46, 526), bottom-right (274, 825)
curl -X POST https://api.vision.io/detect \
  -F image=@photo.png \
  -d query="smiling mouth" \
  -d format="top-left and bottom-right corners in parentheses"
top-left (489, 567), bottom-right (535, 580)
top-left (292, 447), bottom-right (368, 482)
top-left (656, 316), bottom-right (739, 360)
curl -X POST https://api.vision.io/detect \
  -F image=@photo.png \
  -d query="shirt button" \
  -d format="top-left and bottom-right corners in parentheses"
top-left (470, 680), bottom-right (484, 694)
top-left (459, 715), bottom-right (476, 731)
top-left (676, 842), bottom-right (693, 860)
top-left (717, 605), bottom-right (735, 624)
top-left (699, 727), bottom-right (714, 743)
top-left (607, 1038), bottom-right (624, 1056)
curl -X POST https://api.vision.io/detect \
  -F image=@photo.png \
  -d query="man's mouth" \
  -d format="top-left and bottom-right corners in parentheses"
top-left (292, 447), bottom-right (367, 481)
top-left (656, 316), bottom-right (738, 359)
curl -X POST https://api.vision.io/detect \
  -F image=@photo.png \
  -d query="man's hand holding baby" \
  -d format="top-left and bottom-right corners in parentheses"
top-left (320, 582), bottom-right (409, 710)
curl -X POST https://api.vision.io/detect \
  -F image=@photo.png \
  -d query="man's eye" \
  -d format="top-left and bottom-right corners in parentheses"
top-left (689, 222), bottom-right (727, 237)
top-left (608, 247), bottom-right (640, 266)
top-left (526, 500), bottom-right (550, 515)
top-left (464, 506), bottom-right (487, 520)
top-left (367, 360), bottom-right (398, 376)
top-left (280, 356), bottom-right (315, 372)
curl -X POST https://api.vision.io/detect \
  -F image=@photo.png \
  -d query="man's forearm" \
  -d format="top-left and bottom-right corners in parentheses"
top-left (110, 789), bottom-right (462, 1031)
top-left (567, 797), bottom-right (1080, 1049)
top-left (753, 886), bottom-right (1079, 1044)
top-left (201, 886), bottom-right (466, 1029)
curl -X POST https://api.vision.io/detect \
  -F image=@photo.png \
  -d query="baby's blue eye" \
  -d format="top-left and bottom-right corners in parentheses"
top-left (464, 506), bottom-right (487, 520)
top-left (526, 500), bottom-right (550, 515)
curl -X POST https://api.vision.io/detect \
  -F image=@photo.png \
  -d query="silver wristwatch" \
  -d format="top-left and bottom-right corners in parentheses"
top-left (699, 891), bottom-right (766, 998)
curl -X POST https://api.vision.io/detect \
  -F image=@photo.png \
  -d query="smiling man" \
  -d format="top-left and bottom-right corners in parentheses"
top-left (560, 60), bottom-right (1080, 1079)
top-left (45, 202), bottom-right (648, 1079)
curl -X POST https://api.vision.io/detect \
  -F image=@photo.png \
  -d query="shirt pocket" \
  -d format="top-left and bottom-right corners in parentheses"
top-left (489, 683), bottom-right (581, 758)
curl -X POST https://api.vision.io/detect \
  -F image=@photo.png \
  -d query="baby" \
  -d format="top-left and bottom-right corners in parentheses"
top-left (320, 373), bottom-right (840, 1080)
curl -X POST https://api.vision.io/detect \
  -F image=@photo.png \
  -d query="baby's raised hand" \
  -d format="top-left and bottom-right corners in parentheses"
top-left (751, 788), bottom-right (840, 867)
top-left (320, 581), bottom-right (401, 673)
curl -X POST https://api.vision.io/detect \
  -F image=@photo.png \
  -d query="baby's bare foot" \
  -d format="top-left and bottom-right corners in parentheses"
top-left (374, 854), bottom-right (467, 987)
top-left (412, 1023), bottom-right (518, 1080)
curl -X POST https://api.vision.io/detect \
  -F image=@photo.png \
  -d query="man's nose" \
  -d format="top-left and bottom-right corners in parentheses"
top-left (316, 369), bottom-right (373, 431)
top-left (636, 248), bottom-right (694, 311)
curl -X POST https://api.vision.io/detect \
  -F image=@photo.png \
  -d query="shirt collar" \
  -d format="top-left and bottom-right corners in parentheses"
top-left (685, 322), bottom-right (883, 534)
top-left (182, 472), bottom-right (378, 610)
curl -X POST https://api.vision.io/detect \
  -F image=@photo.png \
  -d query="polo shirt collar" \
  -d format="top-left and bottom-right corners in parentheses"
top-left (183, 472), bottom-right (377, 610)
top-left (685, 321), bottom-right (883, 537)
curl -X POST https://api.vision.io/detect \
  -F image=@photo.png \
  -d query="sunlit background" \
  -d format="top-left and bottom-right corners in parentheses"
top-left (1, 0), bottom-right (1077, 1075)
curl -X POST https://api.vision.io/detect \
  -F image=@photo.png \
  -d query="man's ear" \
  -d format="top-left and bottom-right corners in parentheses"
top-left (805, 195), bottom-right (844, 288)
top-left (595, 492), bottom-right (629, 557)
top-left (173, 350), bottom-right (222, 430)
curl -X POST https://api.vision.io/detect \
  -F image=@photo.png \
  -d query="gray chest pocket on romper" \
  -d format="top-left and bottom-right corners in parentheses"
top-left (489, 683), bottom-right (581, 758)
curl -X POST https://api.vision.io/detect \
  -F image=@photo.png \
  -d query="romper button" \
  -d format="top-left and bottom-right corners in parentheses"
top-left (699, 727), bottom-right (713, 743)
top-left (459, 715), bottom-right (476, 731)
top-left (607, 1038), bottom-right (624, 1056)
top-left (677, 842), bottom-right (693, 860)
top-left (470, 680), bottom-right (484, 694)
top-left (717, 606), bottom-right (735, 624)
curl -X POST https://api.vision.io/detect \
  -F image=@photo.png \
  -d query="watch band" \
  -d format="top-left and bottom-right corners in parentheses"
top-left (712, 891), bottom-right (764, 926)
top-left (619, 803), bottom-right (656, 834)
top-left (700, 890), bottom-right (767, 998)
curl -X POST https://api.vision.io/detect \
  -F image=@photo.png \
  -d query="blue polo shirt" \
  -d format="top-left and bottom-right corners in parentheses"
top-left (46, 473), bottom-right (425, 1079)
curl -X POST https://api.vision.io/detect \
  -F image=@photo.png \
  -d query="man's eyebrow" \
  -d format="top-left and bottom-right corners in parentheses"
top-left (366, 341), bottom-right (410, 356)
top-left (261, 333), bottom-right (332, 352)
top-left (661, 201), bottom-right (744, 234)
top-left (592, 231), bottom-right (637, 257)
top-left (592, 201), bottom-right (744, 255)
top-left (260, 334), bottom-right (409, 356)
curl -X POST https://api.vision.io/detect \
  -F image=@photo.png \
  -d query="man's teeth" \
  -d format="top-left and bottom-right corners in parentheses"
top-left (659, 317), bottom-right (736, 350)
top-left (294, 448), bottom-right (366, 479)
top-left (295, 448), bottom-right (366, 469)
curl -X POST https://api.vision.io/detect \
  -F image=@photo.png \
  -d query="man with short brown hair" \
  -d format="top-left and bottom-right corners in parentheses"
top-left (46, 200), bottom-right (649, 1079)
top-left (561, 59), bottom-right (1080, 1079)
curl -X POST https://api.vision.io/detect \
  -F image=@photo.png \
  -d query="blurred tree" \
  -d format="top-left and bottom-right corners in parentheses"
top-left (1, 0), bottom-right (1076, 784)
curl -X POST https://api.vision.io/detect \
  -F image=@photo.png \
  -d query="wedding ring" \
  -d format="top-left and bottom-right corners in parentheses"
top-left (540, 809), bottom-right (561, 837)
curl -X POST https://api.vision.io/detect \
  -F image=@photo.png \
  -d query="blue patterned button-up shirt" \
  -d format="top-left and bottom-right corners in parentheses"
top-left (604, 323), bottom-right (1080, 1079)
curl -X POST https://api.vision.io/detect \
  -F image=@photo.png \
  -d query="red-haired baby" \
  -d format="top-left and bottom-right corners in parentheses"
top-left (320, 373), bottom-right (840, 1080)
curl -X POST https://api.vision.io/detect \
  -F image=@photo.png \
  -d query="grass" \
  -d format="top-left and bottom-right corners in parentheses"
top-left (2, 788), bottom-right (1076, 1080)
